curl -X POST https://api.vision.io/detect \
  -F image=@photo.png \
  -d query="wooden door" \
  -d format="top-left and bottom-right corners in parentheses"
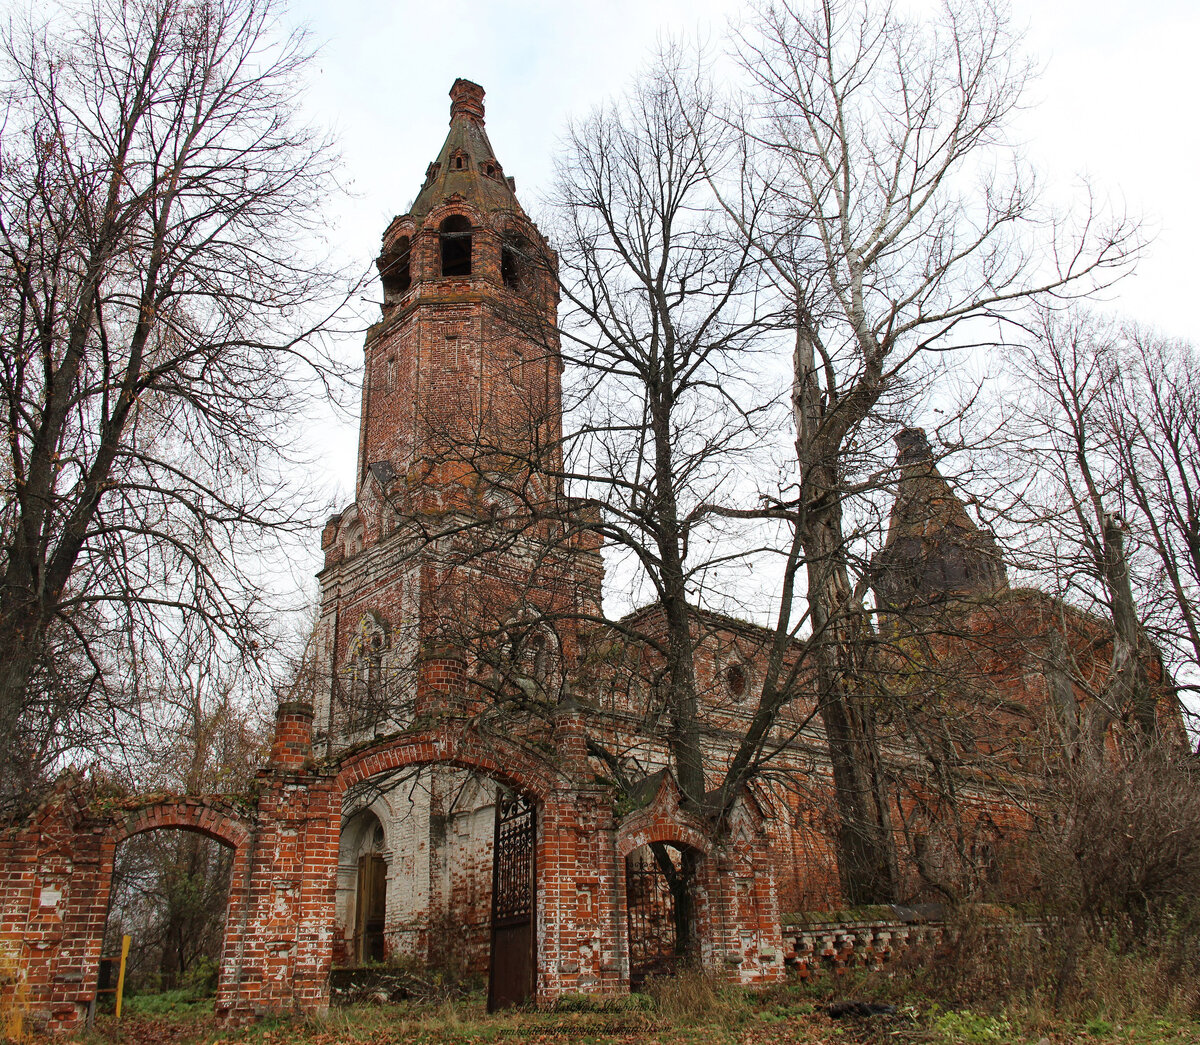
top-left (354, 853), bottom-right (387, 964)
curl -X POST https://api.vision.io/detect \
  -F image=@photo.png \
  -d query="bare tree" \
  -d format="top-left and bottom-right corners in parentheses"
top-left (719, 0), bottom-right (1139, 902)
top-left (1005, 311), bottom-right (1197, 753)
top-left (0, 0), bottom-right (351, 804)
top-left (1007, 312), bottom-right (1154, 755)
top-left (1099, 328), bottom-right (1200, 709)
top-left (103, 662), bottom-right (268, 992)
top-left (545, 55), bottom-right (836, 840)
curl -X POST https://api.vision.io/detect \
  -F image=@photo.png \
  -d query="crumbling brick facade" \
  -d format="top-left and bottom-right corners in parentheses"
top-left (0, 78), bottom-right (1181, 1034)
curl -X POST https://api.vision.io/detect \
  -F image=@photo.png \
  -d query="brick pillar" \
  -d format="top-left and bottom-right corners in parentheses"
top-left (217, 766), bottom-right (339, 1021)
top-left (269, 701), bottom-right (314, 767)
top-left (415, 642), bottom-right (467, 719)
top-left (536, 789), bottom-right (623, 1000)
top-left (0, 789), bottom-right (111, 1034)
top-left (696, 814), bottom-right (785, 985)
top-left (552, 690), bottom-right (589, 775)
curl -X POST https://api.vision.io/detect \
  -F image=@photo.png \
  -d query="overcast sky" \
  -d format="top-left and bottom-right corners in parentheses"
top-left (286, 0), bottom-right (1200, 508)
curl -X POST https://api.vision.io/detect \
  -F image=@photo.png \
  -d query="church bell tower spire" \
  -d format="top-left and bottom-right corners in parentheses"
top-left (353, 79), bottom-right (563, 515)
top-left (317, 81), bottom-right (600, 752)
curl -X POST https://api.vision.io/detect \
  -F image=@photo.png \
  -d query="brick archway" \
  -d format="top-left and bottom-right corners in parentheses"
top-left (617, 817), bottom-right (713, 861)
top-left (334, 724), bottom-right (559, 801)
top-left (331, 724), bottom-right (560, 1001)
top-left (616, 792), bottom-right (713, 989)
top-left (101, 796), bottom-right (257, 1026)
top-left (110, 797), bottom-right (254, 850)
top-left (611, 780), bottom-right (784, 986)
top-left (614, 773), bottom-right (714, 860)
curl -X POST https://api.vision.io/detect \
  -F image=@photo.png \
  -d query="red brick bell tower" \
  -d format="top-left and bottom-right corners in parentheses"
top-left (315, 80), bottom-right (602, 752)
top-left (357, 78), bottom-right (564, 516)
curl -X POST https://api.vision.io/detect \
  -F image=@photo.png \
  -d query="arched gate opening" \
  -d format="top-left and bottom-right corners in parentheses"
top-left (625, 841), bottom-right (703, 990)
top-left (333, 735), bottom-right (553, 1011)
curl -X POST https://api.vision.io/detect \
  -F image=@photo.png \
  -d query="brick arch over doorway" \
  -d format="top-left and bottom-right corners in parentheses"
top-left (110, 796), bottom-right (254, 849)
top-left (334, 725), bottom-right (559, 801)
top-left (331, 724), bottom-right (563, 1009)
top-left (617, 814), bottom-right (712, 861)
top-left (612, 783), bottom-right (785, 985)
top-left (0, 786), bottom-right (263, 1034)
top-left (103, 797), bottom-right (256, 1024)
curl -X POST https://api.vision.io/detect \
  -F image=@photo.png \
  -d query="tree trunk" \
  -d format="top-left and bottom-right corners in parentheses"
top-left (802, 499), bottom-right (898, 904)
top-left (650, 390), bottom-right (706, 806)
top-left (792, 316), bottom-right (898, 904)
top-left (1099, 515), bottom-right (1155, 739)
top-left (0, 602), bottom-right (44, 806)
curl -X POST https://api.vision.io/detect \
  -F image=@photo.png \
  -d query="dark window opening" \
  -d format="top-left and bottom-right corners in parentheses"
top-left (380, 237), bottom-right (411, 304)
top-left (724, 662), bottom-right (747, 700)
top-left (501, 234), bottom-right (528, 290)
top-left (440, 215), bottom-right (472, 277)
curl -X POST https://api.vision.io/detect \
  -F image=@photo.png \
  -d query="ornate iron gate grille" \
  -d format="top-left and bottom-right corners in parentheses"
top-left (626, 849), bottom-right (681, 990)
top-left (487, 789), bottom-right (536, 1011)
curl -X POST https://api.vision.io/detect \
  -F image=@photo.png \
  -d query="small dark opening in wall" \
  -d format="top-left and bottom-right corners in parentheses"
top-left (724, 663), bottom-right (747, 700)
top-left (380, 237), bottom-right (411, 303)
top-left (501, 233), bottom-right (528, 290)
top-left (440, 215), bottom-right (472, 277)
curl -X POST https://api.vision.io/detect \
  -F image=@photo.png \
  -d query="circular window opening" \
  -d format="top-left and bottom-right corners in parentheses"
top-left (724, 663), bottom-right (747, 700)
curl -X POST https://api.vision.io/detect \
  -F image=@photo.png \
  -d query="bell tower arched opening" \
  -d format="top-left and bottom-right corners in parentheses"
top-left (379, 236), bottom-right (412, 306)
top-left (440, 215), bottom-right (472, 276)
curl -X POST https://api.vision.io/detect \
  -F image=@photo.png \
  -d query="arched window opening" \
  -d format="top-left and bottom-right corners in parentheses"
top-left (527, 631), bottom-right (549, 685)
top-left (724, 662), bottom-right (748, 702)
top-left (344, 611), bottom-right (392, 737)
top-left (501, 234), bottom-right (526, 290)
top-left (380, 237), bottom-right (411, 304)
top-left (440, 215), bottom-right (472, 277)
top-left (501, 621), bottom-right (560, 701)
top-left (344, 521), bottom-right (364, 557)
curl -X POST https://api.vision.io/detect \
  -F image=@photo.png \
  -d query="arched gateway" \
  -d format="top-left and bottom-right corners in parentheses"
top-left (0, 698), bottom-right (783, 1033)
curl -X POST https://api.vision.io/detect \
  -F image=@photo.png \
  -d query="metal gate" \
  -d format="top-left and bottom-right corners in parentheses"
top-left (626, 846), bottom-right (691, 990)
top-left (487, 789), bottom-right (536, 1011)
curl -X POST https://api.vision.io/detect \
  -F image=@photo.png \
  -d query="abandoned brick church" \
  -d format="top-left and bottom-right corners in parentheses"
top-left (1, 79), bottom-right (1174, 1033)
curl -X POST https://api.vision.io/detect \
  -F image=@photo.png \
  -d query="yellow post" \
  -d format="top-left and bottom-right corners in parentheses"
top-left (113, 935), bottom-right (131, 1019)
